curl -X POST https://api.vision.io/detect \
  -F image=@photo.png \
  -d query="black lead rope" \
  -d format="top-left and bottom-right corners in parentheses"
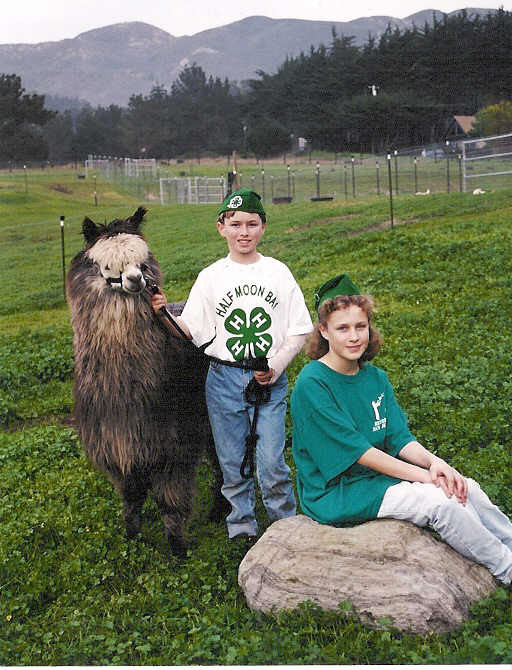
top-left (240, 376), bottom-right (271, 480)
top-left (149, 283), bottom-right (193, 341)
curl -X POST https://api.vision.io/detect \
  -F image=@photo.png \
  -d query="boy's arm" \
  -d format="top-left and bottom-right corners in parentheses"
top-left (259, 334), bottom-right (307, 384)
top-left (151, 291), bottom-right (192, 340)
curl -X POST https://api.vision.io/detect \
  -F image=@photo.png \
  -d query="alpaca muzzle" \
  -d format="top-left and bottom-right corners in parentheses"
top-left (106, 271), bottom-right (146, 293)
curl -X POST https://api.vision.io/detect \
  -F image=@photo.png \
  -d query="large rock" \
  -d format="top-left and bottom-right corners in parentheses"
top-left (238, 514), bottom-right (497, 634)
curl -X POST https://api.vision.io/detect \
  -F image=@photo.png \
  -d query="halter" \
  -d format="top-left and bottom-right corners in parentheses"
top-left (106, 273), bottom-right (123, 287)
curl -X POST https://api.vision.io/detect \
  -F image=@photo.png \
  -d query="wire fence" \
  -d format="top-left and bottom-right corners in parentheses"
top-left (2, 143), bottom-right (511, 205)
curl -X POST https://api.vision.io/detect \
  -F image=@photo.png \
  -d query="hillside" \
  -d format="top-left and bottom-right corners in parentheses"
top-left (0, 8), bottom-right (497, 106)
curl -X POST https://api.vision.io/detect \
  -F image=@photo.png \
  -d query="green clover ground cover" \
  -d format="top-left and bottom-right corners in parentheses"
top-left (1, 169), bottom-right (512, 664)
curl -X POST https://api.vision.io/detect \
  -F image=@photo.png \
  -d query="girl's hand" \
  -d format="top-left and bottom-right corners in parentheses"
top-left (430, 457), bottom-right (467, 504)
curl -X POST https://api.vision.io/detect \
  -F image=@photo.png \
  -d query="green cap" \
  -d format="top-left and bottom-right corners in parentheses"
top-left (314, 274), bottom-right (360, 311)
top-left (218, 188), bottom-right (266, 218)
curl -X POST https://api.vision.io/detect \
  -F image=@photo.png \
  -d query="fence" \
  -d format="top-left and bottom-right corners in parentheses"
top-left (461, 132), bottom-right (512, 192)
top-left (159, 177), bottom-right (226, 204)
top-left (3, 144), bottom-right (511, 205)
top-left (234, 155), bottom-right (468, 202)
top-left (85, 156), bottom-right (157, 179)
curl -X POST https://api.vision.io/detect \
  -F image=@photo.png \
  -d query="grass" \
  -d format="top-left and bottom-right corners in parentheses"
top-left (1, 166), bottom-right (512, 664)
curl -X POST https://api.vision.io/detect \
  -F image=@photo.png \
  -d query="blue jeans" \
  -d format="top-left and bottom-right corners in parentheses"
top-left (205, 361), bottom-right (296, 538)
top-left (378, 478), bottom-right (512, 584)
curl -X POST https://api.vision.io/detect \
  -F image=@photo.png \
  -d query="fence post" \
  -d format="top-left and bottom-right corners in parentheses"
top-left (351, 156), bottom-right (356, 198)
top-left (393, 150), bottom-right (399, 195)
top-left (344, 163), bottom-right (348, 199)
top-left (287, 164), bottom-right (291, 198)
top-left (446, 153), bottom-right (451, 193)
top-left (316, 161), bottom-right (320, 198)
top-left (271, 175), bottom-right (274, 199)
top-left (376, 160), bottom-right (380, 196)
top-left (414, 157), bottom-right (418, 193)
top-left (458, 154), bottom-right (463, 192)
top-left (387, 154), bottom-right (394, 229)
top-left (60, 215), bottom-right (66, 300)
top-left (261, 169), bottom-right (265, 200)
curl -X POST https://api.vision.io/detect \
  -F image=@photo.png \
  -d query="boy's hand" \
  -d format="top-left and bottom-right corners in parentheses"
top-left (253, 368), bottom-right (275, 385)
top-left (151, 290), bottom-right (168, 314)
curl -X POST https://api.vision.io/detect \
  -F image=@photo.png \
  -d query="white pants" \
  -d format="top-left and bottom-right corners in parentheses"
top-left (377, 478), bottom-right (512, 584)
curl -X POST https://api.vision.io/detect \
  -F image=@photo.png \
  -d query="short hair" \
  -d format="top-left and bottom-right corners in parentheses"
top-left (217, 209), bottom-right (267, 225)
top-left (305, 294), bottom-right (381, 365)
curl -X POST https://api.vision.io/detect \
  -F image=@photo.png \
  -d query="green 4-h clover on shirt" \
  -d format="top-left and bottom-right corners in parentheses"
top-left (225, 307), bottom-right (273, 360)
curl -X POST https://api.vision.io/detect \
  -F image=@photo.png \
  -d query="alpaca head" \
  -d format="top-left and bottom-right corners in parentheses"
top-left (82, 207), bottom-right (152, 294)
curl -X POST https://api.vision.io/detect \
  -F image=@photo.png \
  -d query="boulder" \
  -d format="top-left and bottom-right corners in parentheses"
top-left (238, 514), bottom-right (497, 634)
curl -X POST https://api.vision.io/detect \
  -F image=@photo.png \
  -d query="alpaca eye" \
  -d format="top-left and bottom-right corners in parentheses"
top-left (141, 263), bottom-right (148, 272)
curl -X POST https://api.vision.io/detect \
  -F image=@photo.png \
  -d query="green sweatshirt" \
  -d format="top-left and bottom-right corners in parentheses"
top-left (290, 360), bottom-right (415, 525)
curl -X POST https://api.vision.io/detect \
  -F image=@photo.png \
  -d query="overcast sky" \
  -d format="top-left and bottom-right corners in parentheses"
top-left (1, 0), bottom-right (510, 44)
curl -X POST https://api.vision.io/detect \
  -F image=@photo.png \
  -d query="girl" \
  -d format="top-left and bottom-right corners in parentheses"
top-left (290, 274), bottom-right (512, 586)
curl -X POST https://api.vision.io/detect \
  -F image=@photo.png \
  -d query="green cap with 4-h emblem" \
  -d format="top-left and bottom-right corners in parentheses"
top-left (314, 274), bottom-right (360, 311)
top-left (218, 188), bottom-right (266, 218)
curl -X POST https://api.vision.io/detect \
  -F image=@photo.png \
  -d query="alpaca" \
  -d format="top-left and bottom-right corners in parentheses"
top-left (66, 207), bottom-right (226, 557)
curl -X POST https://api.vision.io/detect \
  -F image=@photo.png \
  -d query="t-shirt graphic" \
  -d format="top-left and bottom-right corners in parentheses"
top-left (181, 255), bottom-right (313, 362)
top-left (225, 307), bottom-right (273, 359)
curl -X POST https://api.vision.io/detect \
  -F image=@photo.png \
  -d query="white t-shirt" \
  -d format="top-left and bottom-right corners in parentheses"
top-left (181, 254), bottom-right (313, 362)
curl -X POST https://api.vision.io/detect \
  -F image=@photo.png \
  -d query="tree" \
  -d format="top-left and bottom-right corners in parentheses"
top-left (73, 105), bottom-right (126, 158)
top-left (246, 118), bottom-right (291, 158)
top-left (0, 74), bottom-right (55, 161)
top-left (471, 100), bottom-right (512, 136)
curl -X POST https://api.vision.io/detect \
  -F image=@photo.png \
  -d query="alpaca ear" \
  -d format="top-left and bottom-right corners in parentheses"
top-left (82, 217), bottom-right (101, 244)
top-left (128, 207), bottom-right (147, 229)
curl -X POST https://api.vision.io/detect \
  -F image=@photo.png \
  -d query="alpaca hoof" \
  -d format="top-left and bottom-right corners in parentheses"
top-left (208, 496), bottom-right (230, 523)
top-left (168, 535), bottom-right (188, 559)
top-left (125, 516), bottom-right (141, 540)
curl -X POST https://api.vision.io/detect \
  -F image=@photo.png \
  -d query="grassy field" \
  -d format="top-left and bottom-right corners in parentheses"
top-left (1, 167), bottom-right (512, 664)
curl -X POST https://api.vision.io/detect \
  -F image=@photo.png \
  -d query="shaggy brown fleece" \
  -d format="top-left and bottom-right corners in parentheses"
top-left (66, 207), bottom-right (226, 557)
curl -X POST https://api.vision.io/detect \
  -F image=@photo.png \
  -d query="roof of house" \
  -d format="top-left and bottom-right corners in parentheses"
top-left (454, 115), bottom-right (476, 134)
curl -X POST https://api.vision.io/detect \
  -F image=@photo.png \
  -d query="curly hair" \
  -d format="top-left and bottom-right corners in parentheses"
top-left (305, 294), bottom-right (382, 366)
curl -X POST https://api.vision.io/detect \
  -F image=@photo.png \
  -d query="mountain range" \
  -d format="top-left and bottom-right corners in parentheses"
top-left (0, 8), bottom-right (497, 107)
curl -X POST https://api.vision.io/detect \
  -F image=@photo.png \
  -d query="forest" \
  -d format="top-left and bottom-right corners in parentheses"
top-left (2, 8), bottom-right (512, 162)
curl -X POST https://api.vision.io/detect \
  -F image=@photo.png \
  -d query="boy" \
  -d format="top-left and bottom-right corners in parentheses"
top-left (152, 188), bottom-right (313, 545)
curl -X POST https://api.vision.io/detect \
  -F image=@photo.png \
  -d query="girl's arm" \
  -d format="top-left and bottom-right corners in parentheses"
top-left (357, 447), bottom-right (433, 484)
top-left (399, 441), bottom-right (467, 503)
top-left (357, 442), bottom-right (467, 504)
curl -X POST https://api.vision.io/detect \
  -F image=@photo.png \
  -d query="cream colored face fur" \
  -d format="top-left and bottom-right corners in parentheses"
top-left (87, 233), bottom-right (149, 293)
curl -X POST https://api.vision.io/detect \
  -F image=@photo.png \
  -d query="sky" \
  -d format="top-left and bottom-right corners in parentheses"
top-left (1, 0), bottom-right (510, 44)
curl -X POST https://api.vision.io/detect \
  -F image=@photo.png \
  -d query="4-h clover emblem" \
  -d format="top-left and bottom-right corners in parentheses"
top-left (229, 195), bottom-right (243, 208)
top-left (225, 307), bottom-right (273, 360)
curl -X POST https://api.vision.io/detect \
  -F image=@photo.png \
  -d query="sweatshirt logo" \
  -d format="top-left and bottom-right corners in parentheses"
top-left (225, 307), bottom-right (273, 360)
top-left (372, 393), bottom-right (387, 432)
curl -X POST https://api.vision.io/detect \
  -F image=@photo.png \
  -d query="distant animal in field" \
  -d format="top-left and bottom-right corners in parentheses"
top-left (415, 189), bottom-right (430, 196)
top-left (66, 207), bottom-right (226, 557)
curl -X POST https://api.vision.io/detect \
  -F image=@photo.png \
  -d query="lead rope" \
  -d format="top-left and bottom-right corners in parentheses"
top-left (240, 377), bottom-right (271, 479)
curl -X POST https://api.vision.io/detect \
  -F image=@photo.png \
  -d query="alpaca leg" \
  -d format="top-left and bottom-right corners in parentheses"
top-left (152, 466), bottom-right (194, 558)
top-left (121, 470), bottom-right (149, 540)
top-left (206, 436), bottom-right (231, 523)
